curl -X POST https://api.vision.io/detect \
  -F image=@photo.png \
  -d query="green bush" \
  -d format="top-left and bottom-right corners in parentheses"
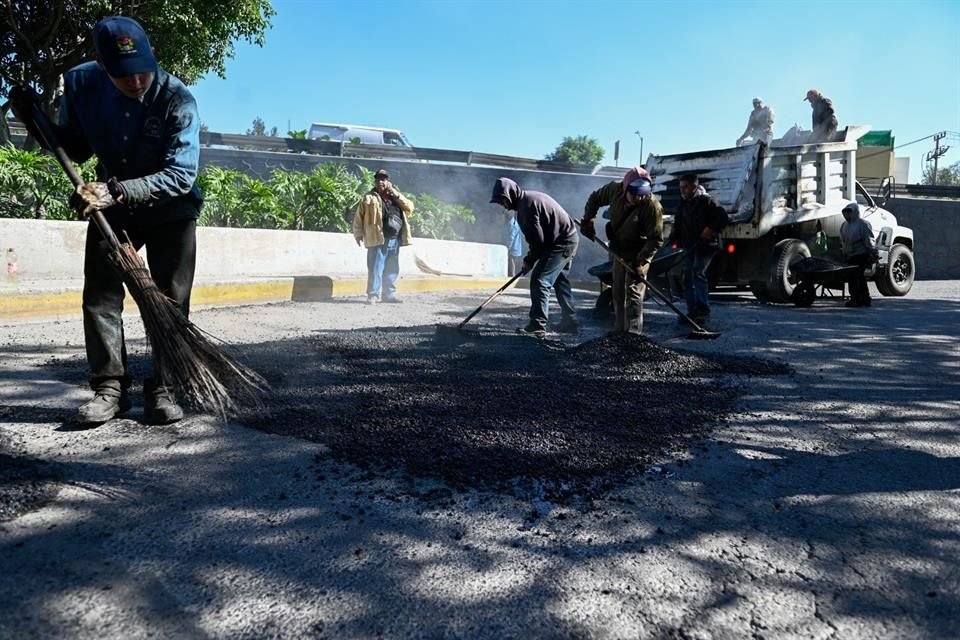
top-left (408, 192), bottom-right (476, 240)
top-left (198, 163), bottom-right (372, 232)
top-left (0, 144), bottom-right (96, 219)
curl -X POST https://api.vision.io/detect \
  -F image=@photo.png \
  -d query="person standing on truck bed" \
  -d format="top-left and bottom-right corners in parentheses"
top-left (840, 202), bottom-right (877, 308)
top-left (490, 177), bottom-right (579, 337)
top-left (736, 97), bottom-right (775, 147)
top-left (666, 174), bottom-right (729, 326)
top-left (581, 168), bottom-right (663, 335)
top-left (353, 169), bottom-right (415, 304)
top-left (804, 88), bottom-right (838, 142)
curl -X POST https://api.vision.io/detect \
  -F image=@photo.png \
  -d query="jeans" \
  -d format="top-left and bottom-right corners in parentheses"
top-left (528, 236), bottom-right (578, 327)
top-left (83, 214), bottom-right (197, 392)
top-left (683, 244), bottom-right (717, 318)
top-left (612, 260), bottom-right (647, 334)
top-left (367, 236), bottom-right (400, 300)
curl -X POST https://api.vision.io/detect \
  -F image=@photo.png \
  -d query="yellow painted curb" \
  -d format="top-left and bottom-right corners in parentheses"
top-left (0, 276), bottom-right (601, 322)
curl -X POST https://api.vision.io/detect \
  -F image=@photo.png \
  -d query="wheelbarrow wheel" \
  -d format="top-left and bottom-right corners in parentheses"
top-left (792, 281), bottom-right (816, 307)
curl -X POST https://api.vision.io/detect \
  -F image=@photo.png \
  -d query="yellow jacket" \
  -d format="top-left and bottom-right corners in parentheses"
top-left (352, 190), bottom-right (415, 248)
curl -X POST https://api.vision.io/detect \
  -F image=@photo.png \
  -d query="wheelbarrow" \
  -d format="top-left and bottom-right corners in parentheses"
top-left (790, 257), bottom-right (861, 307)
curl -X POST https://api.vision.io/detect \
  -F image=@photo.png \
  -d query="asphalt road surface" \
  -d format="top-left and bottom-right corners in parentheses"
top-left (2, 280), bottom-right (959, 639)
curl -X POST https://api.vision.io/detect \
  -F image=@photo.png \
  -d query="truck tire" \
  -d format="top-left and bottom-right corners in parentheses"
top-left (768, 239), bottom-right (811, 303)
top-left (875, 243), bottom-right (915, 296)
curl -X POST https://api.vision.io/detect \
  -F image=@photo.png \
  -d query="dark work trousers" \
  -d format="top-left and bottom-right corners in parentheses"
top-left (846, 253), bottom-right (872, 304)
top-left (82, 213), bottom-right (197, 392)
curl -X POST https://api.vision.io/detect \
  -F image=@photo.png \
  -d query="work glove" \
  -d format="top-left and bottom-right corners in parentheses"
top-left (7, 86), bottom-right (44, 142)
top-left (75, 181), bottom-right (118, 218)
top-left (580, 218), bottom-right (596, 240)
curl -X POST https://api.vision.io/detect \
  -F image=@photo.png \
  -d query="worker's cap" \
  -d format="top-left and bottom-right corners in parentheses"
top-left (626, 178), bottom-right (653, 196)
top-left (842, 202), bottom-right (860, 215)
top-left (374, 169), bottom-right (390, 180)
top-left (803, 88), bottom-right (819, 102)
top-left (93, 16), bottom-right (157, 78)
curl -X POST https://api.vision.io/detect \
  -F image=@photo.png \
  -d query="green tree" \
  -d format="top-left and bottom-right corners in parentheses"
top-left (921, 161), bottom-right (960, 186)
top-left (0, 0), bottom-right (274, 140)
top-left (545, 135), bottom-right (605, 164)
top-left (245, 116), bottom-right (278, 137)
top-left (407, 193), bottom-right (475, 241)
top-left (287, 129), bottom-right (307, 140)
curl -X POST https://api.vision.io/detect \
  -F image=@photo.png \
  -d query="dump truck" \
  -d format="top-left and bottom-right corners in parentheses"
top-left (645, 126), bottom-right (916, 302)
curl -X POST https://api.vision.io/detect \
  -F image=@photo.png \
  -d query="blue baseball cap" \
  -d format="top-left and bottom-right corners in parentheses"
top-left (93, 16), bottom-right (157, 78)
top-left (627, 178), bottom-right (653, 196)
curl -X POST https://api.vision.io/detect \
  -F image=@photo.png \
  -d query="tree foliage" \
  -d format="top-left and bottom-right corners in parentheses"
top-left (545, 135), bottom-right (605, 164)
top-left (0, 0), bottom-right (274, 122)
top-left (0, 143), bottom-right (96, 219)
top-left (921, 160), bottom-right (960, 186)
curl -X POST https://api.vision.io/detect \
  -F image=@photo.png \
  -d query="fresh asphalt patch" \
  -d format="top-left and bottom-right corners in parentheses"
top-left (240, 328), bottom-right (792, 498)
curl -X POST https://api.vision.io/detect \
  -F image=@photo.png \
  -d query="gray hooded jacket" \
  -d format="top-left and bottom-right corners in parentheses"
top-left (840, 203), bottom-right (875, 257)
top-left (490, 178), bottom-right (577, 262)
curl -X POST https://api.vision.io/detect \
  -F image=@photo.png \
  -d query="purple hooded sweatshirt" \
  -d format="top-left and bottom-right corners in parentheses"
top-left (490, 178), bottom-right (577, 262)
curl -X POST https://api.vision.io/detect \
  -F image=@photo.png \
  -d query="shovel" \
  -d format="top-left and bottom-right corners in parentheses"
top-left (436, 271), bottom-right (525, 337)
top-left (576, 220), bottom-right (720, 340)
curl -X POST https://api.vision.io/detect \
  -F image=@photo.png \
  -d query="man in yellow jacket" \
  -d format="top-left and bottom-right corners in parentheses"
top-left (352, 169), bottom-right (415, 304)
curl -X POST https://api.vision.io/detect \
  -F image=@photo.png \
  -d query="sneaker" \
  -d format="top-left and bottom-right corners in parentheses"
top-left (366, 296), bottom-right (379, 305)
top-left (76, 389), bottom-right (132, 424)
top-left (144, 378), bottom-right (184, 425)
top-left (553, 317), bottom-right (580, 334)
top-left (517, 322), bottom-right (547, 337)
top-left (383, 297), bottom-right (403, 304)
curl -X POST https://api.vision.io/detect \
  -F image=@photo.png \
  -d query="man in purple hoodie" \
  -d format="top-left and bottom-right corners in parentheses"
top-left (490, 177), bottom-right (579, 336)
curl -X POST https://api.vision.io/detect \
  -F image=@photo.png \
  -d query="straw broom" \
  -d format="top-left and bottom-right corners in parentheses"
top-left (29, 98), bottom-right (268, 417)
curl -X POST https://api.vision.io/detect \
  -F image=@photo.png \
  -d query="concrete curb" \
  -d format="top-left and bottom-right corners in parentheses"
top-left (0, 276), bottom-right (601, 321)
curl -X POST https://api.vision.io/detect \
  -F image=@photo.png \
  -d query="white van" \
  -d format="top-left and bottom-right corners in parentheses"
top-left (307, 123), bottom-right (413, 147)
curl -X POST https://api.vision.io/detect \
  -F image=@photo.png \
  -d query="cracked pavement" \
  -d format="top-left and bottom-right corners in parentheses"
top-left (1, 281), bottom-right (959, 638)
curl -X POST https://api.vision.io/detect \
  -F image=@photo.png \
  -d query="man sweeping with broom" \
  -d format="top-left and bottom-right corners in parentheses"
top-left (11, 16), bottom-right (202, 424)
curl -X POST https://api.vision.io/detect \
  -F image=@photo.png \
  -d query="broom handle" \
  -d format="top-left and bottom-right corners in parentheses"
top-left (27, 99), bottom-right (121, 252)
top-left (458, 271), bottom-right (525, 328)
top-left (575, 219), bottom-right (709, 333)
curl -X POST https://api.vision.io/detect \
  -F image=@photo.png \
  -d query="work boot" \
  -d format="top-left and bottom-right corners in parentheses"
top-left (144, 378), bottom-right (184, 425)
top-left (366, 296), bottom-right (379, 305)
top-left (517, 321), bottom-right (546, 337)
top-left (554, 316), bottom-right (580, 334)
top-left (76, 388), bottom-right (132, 424)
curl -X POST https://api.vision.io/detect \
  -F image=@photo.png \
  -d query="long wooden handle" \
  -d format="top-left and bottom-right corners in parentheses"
top-left (27, 97), bottom-right (121, 251)
top-left (458, 271), bottom-right (525, 328)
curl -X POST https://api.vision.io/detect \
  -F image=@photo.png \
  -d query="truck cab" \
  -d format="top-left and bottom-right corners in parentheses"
top-left (646, 126), bottom-right (915, 302)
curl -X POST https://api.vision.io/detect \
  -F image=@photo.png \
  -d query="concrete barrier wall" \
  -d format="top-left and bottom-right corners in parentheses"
top-left (200, 148), bottom-right (615, 280)
top-left (886, 196), bottom-right (960, 279)
top-left (0, 218), bottom-right (507, 282)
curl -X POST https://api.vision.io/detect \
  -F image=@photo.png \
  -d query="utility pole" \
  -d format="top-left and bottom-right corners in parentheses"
top-left (926, 131), bottom-right (949, 184)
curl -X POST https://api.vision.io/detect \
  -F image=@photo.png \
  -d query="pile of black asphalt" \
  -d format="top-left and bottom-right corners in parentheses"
top-left (242, 329), bottom-right (792, 498)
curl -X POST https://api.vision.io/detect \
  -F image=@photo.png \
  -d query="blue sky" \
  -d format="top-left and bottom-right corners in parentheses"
top-left (191, 0), bottom-right (960, 181)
